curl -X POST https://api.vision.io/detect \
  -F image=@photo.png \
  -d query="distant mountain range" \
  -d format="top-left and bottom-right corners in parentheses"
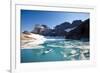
top-left (22, 19), bottom-right (89, 40)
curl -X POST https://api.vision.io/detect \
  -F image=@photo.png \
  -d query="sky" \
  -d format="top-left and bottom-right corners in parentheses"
top-left (21, 10), bottom-right (89, 32)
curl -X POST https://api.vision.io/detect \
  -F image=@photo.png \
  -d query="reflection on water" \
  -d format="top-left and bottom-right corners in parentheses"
top-left (21, 39), bottom-right (90, 63)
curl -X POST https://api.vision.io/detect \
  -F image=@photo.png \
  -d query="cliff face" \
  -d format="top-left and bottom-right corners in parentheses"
top-left (65, 19), bottom-right (89, 40)
top-left (54, 20), bottom-right (82, 36)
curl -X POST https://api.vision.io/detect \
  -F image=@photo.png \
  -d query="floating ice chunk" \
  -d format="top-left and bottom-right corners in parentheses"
top-left (80, 49), bottom-right (89, 60)
top-left (70, 50), bottom-right (77, 54)
top-left (42, 49), bottom-right (53, 54)
top-left (77, 45), bottom-right (89, 49)
top-left (64, 45), bottom-right (75, 48)
top-left (47, 44), bottom-right (63, 48)
top-left (60, 51), bottom-right (67, 58)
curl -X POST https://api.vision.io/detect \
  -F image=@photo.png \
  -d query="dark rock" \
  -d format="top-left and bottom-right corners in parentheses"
top-left (65, 19), bottom-right (89, 40)
top-left (53, 20), bottom-right (82, 36)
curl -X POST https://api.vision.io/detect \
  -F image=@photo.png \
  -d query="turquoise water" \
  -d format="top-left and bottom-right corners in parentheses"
top-left (21, 39), bottom-right (90, 63)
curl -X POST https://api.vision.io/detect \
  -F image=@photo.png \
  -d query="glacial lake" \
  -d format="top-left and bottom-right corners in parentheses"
top-left (21, 38), bottom-right (90, 63)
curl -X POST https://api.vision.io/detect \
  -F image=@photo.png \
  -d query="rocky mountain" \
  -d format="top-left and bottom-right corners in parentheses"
top-left (65, 19), bottom-right (89, 40)
top-left (52, 20), bottom-right (82, 36)
top-left (22, 19), bottom-right (89, 40)
top-left (55, 20), bottom-right (82, 30)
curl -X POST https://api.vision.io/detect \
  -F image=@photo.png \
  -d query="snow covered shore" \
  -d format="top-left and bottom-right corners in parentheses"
top-left (21, 33), bottom-right (46, 49)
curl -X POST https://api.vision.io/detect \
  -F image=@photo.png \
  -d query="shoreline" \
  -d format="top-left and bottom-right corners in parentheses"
top-left (20, 33), bottom-right (89, 49)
